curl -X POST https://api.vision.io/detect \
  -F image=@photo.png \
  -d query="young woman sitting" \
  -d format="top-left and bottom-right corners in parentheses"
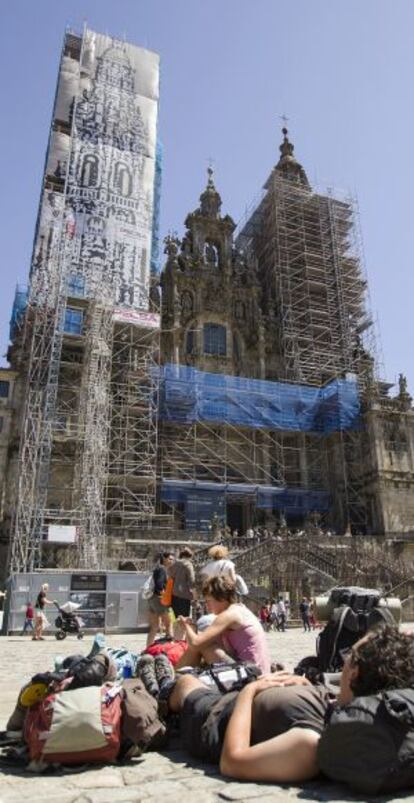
top-left (175, 575), bottom-right (270, 674)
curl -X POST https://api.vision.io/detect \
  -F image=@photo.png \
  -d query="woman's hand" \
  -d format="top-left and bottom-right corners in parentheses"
top-left (178, 616), bottom-right (193, 626)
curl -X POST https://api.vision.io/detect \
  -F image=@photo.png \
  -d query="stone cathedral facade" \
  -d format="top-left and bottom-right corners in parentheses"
top-left (0, 32), bottom-right (414, 585)
top-left (157, 136), bottom-right (414, 539)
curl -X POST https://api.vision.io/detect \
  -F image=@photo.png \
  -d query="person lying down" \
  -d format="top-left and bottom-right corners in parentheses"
top-left (167, 625), bottom-right (414, 785)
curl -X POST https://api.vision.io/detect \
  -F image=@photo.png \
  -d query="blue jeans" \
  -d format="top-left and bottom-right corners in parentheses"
top-left (21, 618), bottom-right (34, 634)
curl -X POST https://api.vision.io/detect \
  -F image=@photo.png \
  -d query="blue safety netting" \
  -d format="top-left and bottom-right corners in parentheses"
top-left (159, 364), bottom-right (360, 433)
top-left (9, 285), bottom-right (28, 340)
top-left (161, 479), bottom-right (330, 531)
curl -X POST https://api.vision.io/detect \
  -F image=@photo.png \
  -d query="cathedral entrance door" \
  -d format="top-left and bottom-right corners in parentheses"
top-left (226, 503), bottom-right (244, 533)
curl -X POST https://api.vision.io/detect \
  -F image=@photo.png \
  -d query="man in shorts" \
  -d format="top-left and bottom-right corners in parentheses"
top-left (147, 553), bottom-right (174, 646)
top-left (168, 547), bottom-right (195, 637)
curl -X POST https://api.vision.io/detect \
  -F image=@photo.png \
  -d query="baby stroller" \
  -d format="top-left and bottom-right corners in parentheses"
top-left (54, 601), bottom-right (85, 640)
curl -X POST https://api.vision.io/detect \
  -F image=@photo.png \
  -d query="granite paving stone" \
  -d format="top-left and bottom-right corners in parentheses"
top-left (1, 628), bottom-right (413, 802)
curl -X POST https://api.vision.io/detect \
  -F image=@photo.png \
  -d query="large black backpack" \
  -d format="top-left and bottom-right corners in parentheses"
top-left (317, 602), bottom-right (394, 672)
top-left (318, 689), bottom-right (414, 795)
top-left (295, 587), bottom-right (395, 677)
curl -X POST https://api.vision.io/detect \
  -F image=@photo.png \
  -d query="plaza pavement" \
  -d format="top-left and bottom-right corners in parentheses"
top-left (0, 627), bottom-right (411, 803)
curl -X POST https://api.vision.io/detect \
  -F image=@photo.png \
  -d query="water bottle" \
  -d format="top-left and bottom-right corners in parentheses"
top-left (123, 657), bottom-right (132, 679)
top-left (54, 655), bottom-right (64, 672)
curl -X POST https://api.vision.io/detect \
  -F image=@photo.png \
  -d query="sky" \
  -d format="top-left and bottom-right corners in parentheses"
top-left (0, 0), bottom-right (413, 393)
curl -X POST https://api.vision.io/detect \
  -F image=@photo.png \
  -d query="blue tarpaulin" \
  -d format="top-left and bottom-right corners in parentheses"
top-left (9, 285), bottom-right (28, 340)
top-left (159, 364), bottom-right (360, 433)
top-left (161, 479), bottom-right (330, 531)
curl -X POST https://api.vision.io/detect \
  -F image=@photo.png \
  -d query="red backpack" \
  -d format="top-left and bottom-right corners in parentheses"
top-left (144, 639), bottom-right (187, 666)
top-left (24, 684), bottom-right (122, 765)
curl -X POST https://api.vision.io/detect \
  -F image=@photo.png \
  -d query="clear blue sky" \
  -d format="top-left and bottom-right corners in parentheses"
top-left (0, 0), bottom-right (412, 392)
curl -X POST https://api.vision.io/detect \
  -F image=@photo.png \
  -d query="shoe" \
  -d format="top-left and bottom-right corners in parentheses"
top-left (155, 653), bottom-right (176, 701)
top-left (136, 654), bottom-right (159, 697)
top-left (88, 632), bottom-right (106, 658)
top-left (154, 653), bottom-right (175, 687)
top-left (119, 739), bottom-right (142, 760)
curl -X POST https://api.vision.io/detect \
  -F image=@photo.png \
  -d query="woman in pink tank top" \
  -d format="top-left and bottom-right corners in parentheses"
top-left (175, 575), bottom-right (270, 674)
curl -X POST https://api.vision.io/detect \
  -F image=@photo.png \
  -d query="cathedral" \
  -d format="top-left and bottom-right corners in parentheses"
top-left (0, 28), bottom-right (414, 590)
top-left (156, 132), bottom-right (414, 539)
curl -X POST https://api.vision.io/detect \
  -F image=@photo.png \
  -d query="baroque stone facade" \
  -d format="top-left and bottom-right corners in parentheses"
top-left (160, 168), bottom-right (264, 379)
top-left (157, 139), bottom-right (414, 538)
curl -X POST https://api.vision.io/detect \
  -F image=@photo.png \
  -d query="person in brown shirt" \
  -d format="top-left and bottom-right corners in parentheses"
top-left (168, 547), bottom-right (195, 636)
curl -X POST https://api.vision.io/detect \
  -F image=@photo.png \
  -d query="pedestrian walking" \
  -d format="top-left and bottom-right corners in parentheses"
top-left (33, 583), bottom-right (54, 640)
top-left (259, 601), bottom-right (271, 632)
top-left (269, 598), bottom-right (278, 630)
top-left (200, 544), bottom-right (237, 583)
top-left (276, 596), bottom-right (287, 632)
top-left (284, 598), bottom-right (290, 626)
top-left (299, 596), bottom-right (311, 632)
top-left (146, 552), bottom-right (175, 647)
top-left (309, 600), bottom-right (319, 630)
top-left (21, 601), bottom-right (34, 635)
top-left (169, 547), bottom-right (196, 638)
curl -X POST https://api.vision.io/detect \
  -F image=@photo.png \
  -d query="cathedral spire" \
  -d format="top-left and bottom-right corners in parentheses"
top-left (199, 166), bottom-right (222, 218)
top-left (275, 126), bottom-right (310, 189)
top-left (279, 127), bottom-right (295, 159)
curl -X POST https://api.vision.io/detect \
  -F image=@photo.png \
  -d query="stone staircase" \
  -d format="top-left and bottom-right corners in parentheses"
top-left (193, 535), bottom-right (339, 593)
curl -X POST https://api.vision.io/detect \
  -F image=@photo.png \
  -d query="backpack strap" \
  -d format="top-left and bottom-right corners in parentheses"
top-left (328, 606), bottom-right (351, 670)
top-left (368, 605), bottom-right (395, 629)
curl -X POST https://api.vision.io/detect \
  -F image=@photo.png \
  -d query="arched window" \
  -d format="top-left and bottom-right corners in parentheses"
top-left (80, 154), bottom-right (99, 187)
top-left (113, 162), bottom-right (132, 197)
top-left (203, 323), bottom-right (226, 356)
top-left (204, 240), bottom-right (219, 267)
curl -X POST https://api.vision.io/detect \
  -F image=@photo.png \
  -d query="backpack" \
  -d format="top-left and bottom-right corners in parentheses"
top-left (121, 678), bottom-right (167, 752)
top-left (142, 573), bottom-right (155, 600)
top-left (317, 602), bottom-right (395, 673)
top-left (24, 684), bottom-right (122, 765)
top-left (63, 655), bottom-right (108, 689)
top-left (295, 587), bottom-right (395, 677)
top-left (145, 638), bottom-right (188, 666)
top-left (318, 689), bottom-right (414, 795)
top-left (160, 576), bottom-right (174, 607)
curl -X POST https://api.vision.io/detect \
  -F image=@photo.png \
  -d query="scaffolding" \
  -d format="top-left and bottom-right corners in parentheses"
top-left (234, 170), bottom-right (379, 534)
top-left (9, 219), bottom-right (71, 572)
top-left (73, 300), bottom-right (113, 568)
top-left (8, 28), bottom-right (161, 572)
top-left (237, 174), bottom-right (377, 387)
top-left (158, 372), bottom-right (358, 531)
top-left (106, 317), bottom-right (159, 536)
top-left (156, 164), bottom-right (379, 537)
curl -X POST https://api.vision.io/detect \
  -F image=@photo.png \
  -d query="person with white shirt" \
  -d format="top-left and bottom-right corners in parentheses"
top-left (276, 596), bottom-right (286, 632)
top-left (200, 545), bottom-right (237, 583)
